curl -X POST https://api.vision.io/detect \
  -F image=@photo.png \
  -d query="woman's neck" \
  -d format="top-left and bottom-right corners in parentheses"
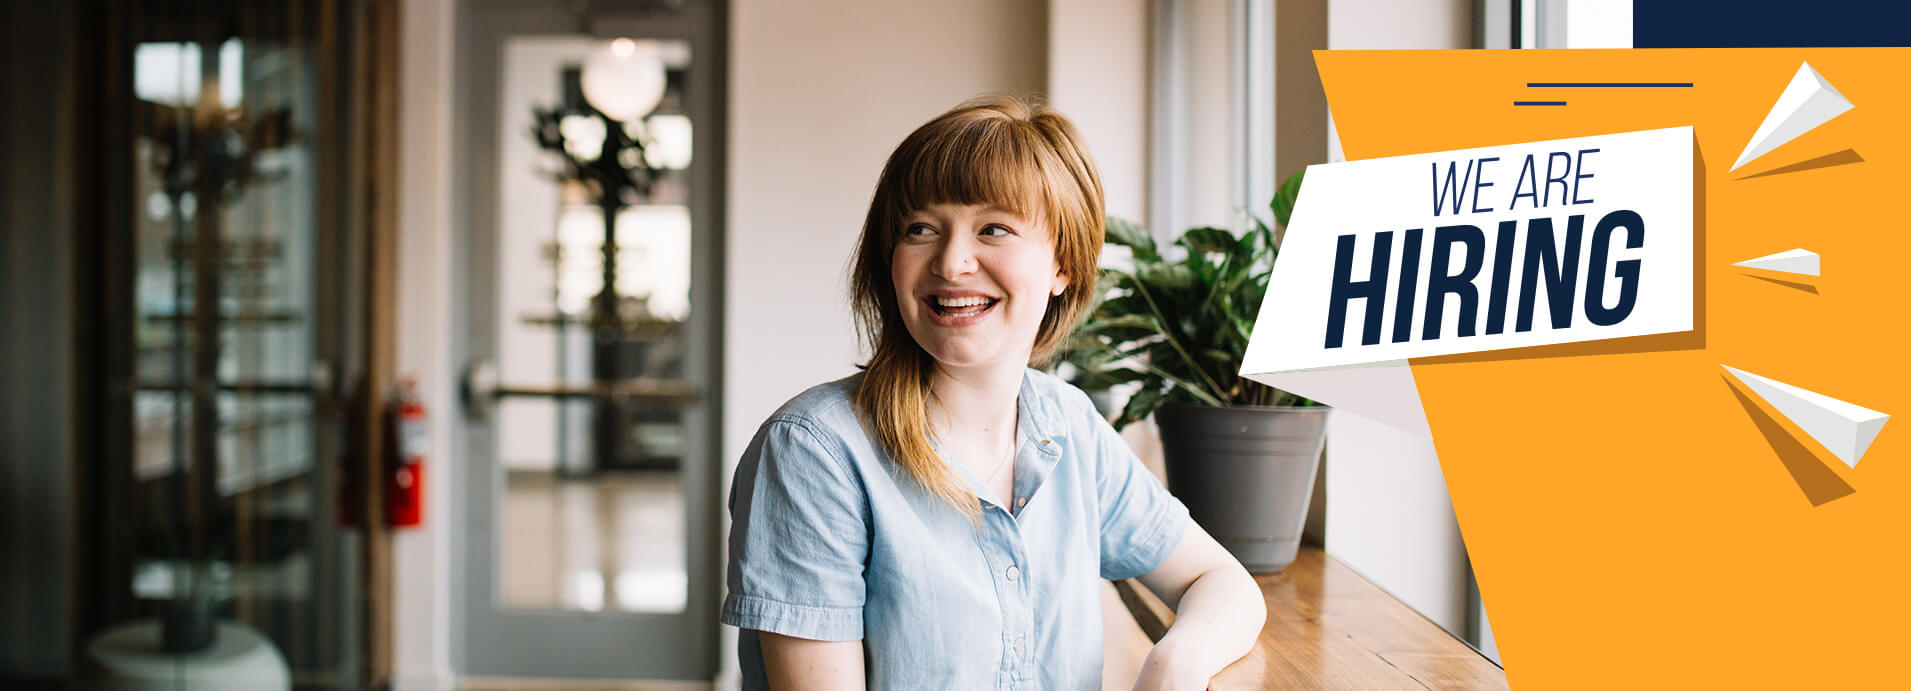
top-left (928, 360), bottom-right (1024, 441)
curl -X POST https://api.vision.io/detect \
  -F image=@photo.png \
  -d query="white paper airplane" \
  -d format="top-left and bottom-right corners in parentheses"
top-left (1723, 365), bottom-right (1888, 468)
top-left (1732, 62), bottom-right (1854, 172)
top-left (1732, 248), bottom-right (1819, 277)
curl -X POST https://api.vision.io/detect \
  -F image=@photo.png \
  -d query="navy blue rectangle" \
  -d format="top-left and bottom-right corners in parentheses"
top-left (1634, 1), bottom-right (1911, 48)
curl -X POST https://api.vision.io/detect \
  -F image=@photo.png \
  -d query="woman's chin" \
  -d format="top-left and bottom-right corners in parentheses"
top-left (907, 324), bottom-right (1038, 372)
top-left (921, 342), bottom-right (1031, 373)
top-left (924, 347), bottom-right (993, 369)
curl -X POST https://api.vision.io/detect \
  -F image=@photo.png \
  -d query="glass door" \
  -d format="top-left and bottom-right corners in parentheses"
top-left (453, 0), bottom-right (723, 680)
top-left (81, 0), bottom-right (372, 688)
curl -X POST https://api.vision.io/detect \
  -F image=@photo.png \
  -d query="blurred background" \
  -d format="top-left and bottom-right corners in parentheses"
top-left (1, 0), bottom-right (1607, 688)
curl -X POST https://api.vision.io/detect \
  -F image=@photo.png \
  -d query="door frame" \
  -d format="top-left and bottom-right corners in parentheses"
top-left (450, 0), bottom-right (726, 680)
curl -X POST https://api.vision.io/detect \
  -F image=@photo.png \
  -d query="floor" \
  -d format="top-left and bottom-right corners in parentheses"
top-left (499, 469), bottom-right (688, 613)
top-left (460, 679), bottom-right (709, 691)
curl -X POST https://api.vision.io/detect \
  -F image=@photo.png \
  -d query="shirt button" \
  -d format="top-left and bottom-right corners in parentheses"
top-left (1005, 565), bottom-right (1020, 581)
top-left (1012, 637), bottom-right (1025, 652)
top-left (1015, 497), bottom-right (1026, 508)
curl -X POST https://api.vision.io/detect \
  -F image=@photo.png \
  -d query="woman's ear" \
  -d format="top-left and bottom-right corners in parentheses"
top-left (1051, 273), bottom-right (1070, 296)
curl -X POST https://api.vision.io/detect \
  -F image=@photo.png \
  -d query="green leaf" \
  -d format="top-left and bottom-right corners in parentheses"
top-left (1105, 217), bottom-right (1158, 259)
top-left (1174, 227), bottom-right (1239, 257)
top-left (1095, 292), bottom-right (1152, 321)
top-left (1114, 377), bottom-right (1167, 431)
top-left (1075, 367), bottom-right (1147, 393)
top-left (1137, 263), bottom-right (1194, 291)
top-left (1075, 314), bottom-right (1158, 344)
top-left (1271, 169), bottom-right (1306, 229)
top-left (1230, 313), bottom-right (1255, 342)
top-left (1242, 215), bottom-right (1269, 254)
top-left (1160, 376), bottom-right (1217, 406)
top-left (1079, 313), bottom-right (1156, 332)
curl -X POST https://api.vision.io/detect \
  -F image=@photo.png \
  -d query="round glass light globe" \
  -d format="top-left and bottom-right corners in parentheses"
top-left (580, 39), bottom-right (666, 122)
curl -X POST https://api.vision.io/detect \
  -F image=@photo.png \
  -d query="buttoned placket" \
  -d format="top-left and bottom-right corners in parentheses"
top-left (998, 428), bottom-right (1067, 687)
top-left (946, 378), bottom-right (1067, 689)
top-left (978, 491), bottom-right (1033, 688)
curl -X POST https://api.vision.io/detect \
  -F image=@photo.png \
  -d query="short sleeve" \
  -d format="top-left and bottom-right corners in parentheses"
top-left (722, 418), bottom-right (868, 641)
top-left (1089, 405), bottom-right (1192, 581)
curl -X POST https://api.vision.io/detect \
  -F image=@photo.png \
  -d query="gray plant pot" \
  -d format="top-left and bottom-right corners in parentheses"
top-left (1155, 403), bottom-right (1329, 573)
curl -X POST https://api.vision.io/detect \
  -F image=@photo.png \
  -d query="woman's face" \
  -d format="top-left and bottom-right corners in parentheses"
top-left (891, 202), bottom-right (1069, 371)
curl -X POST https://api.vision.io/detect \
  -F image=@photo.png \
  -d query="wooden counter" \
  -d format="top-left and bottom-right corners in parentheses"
top-left (1111, 545), bottom-right (1507, 690)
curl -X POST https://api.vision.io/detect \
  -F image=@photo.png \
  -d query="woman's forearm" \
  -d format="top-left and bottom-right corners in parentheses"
top-left (1144, 564), bottom-right (1267, 685)
top-left (758, 630), bottom-right (867, 690)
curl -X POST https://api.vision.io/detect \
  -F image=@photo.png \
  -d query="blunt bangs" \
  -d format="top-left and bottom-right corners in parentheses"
top-left (882, 113), bottom-right (1061, 237)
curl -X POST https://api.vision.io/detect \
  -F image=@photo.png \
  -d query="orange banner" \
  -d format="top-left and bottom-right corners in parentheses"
top-left (1318, 48), bottom-right (1911, 688)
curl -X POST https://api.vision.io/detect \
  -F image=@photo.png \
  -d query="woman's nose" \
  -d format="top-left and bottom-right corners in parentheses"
top-left (931, 234), bottom-right (976, 279)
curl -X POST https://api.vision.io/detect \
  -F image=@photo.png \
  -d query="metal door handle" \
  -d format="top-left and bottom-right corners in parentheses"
top-left (460, 358), bottom-right (697, 420)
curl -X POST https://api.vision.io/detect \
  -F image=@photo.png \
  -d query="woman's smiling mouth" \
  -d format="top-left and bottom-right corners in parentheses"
top-left (924, 294), bottom-right (1001, 324)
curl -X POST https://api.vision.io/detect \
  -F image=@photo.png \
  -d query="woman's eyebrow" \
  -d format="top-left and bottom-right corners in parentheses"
top-left (978, 205), bottom-right (1035, 222)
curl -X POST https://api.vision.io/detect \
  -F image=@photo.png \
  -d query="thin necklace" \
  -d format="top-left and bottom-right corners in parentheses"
top-left (981, 431), bottom-right (1015, 485)
top-left (933, 394), bottom-right (1016, 495)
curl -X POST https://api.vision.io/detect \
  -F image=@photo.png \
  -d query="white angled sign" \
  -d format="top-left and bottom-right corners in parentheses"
top-left (1243, 127), bottom-right (1694, 377)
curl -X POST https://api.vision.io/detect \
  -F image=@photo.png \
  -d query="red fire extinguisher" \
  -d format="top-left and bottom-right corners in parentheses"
top-left (389, 377), bottom-right (428, 528)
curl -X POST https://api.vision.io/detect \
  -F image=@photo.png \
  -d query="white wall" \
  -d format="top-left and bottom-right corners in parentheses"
top-left (1048, 0), bottom-right (1151, 223)
top-left (1321, 0), bottom-right (1476, 638)
top-left (1565, 0), bottom-right (1632, 48)
top-left (1328, 0), bottom-right (1473, 50)
top-left (393, 0), bottom-right (456, 687)
top-left (723, 0), bottom-right (1049, 473)
top-left (1323, 411), bottom-right (1471, 631)
top-left (723, 0), bottom-right (1050, 685)
top-left (1180, 0), bottom-right (1241, 232)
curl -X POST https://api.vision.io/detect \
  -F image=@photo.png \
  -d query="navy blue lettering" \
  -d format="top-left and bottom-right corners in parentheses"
top-left (1423, 225), bottom-right (1485, 340)
top-left (1432, 161), bottom-right (1473, 217)
top-left (1391, 229), bottom-right (1424, 344)
top-left (1470, 157), bottom-right (1498, 213)
top-left (1484, 220), bottom-right (1518, 335)
top-left (1509, 155), bottom-right (1539, 210)
top-left (1585, 209), bottom-right (1642, 326)
top-left (1544, 152), bottom-right (1573, 206)
top-left (1516, 215), bottom-right (1585, 332)
top-left (1325, 232), bottom-right (1393, 349)
top-left (1572, 148), bottom-right (1598, 205)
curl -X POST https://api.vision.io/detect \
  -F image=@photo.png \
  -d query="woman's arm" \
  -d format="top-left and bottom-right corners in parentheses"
top-left (758, 631), bottom-right (866, 690)
top-left (1132, 524), bottom-right (1267, 690)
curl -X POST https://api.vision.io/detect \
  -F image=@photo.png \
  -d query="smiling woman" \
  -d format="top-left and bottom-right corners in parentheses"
top-left (722, 96), bottom-right (1266, 690)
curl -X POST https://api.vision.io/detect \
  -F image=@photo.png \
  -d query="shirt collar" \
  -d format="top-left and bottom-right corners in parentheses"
top-left (933, 370), bottom-right (1070, 510)
top-left (1016, 368), bottom-right (1066, 457)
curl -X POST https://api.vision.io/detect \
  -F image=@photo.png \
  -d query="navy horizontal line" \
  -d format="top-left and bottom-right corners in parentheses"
top-left (1526, 82), bottom-right (1694, 87)
top-left (1514, 101), bottom-right (1568, 106)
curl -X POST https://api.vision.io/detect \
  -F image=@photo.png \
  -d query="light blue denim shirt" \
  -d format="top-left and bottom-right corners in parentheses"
top-left (723, 368), bottom-right (1191, 690)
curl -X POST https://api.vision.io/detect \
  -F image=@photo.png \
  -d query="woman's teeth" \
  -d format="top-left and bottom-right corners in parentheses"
top-left (933, 296), bottom-right (997, 316)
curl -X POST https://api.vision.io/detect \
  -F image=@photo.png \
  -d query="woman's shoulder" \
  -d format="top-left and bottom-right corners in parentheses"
top-left (763, 371), bottom-right (863, 429)
top-left (1019, 367), bottom-right (1099, 422)
top-left (749, 372), bottom-right (873, 467)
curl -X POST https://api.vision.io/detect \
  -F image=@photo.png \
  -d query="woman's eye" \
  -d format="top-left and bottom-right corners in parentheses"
top-left (904, 223), bottom-right (935, 237)
top-left (980, 224), bottom-right (1013, 237)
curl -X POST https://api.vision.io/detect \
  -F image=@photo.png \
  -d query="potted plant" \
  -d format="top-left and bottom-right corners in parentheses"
top-left (1064, 171), bottom-right (1326, 573)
